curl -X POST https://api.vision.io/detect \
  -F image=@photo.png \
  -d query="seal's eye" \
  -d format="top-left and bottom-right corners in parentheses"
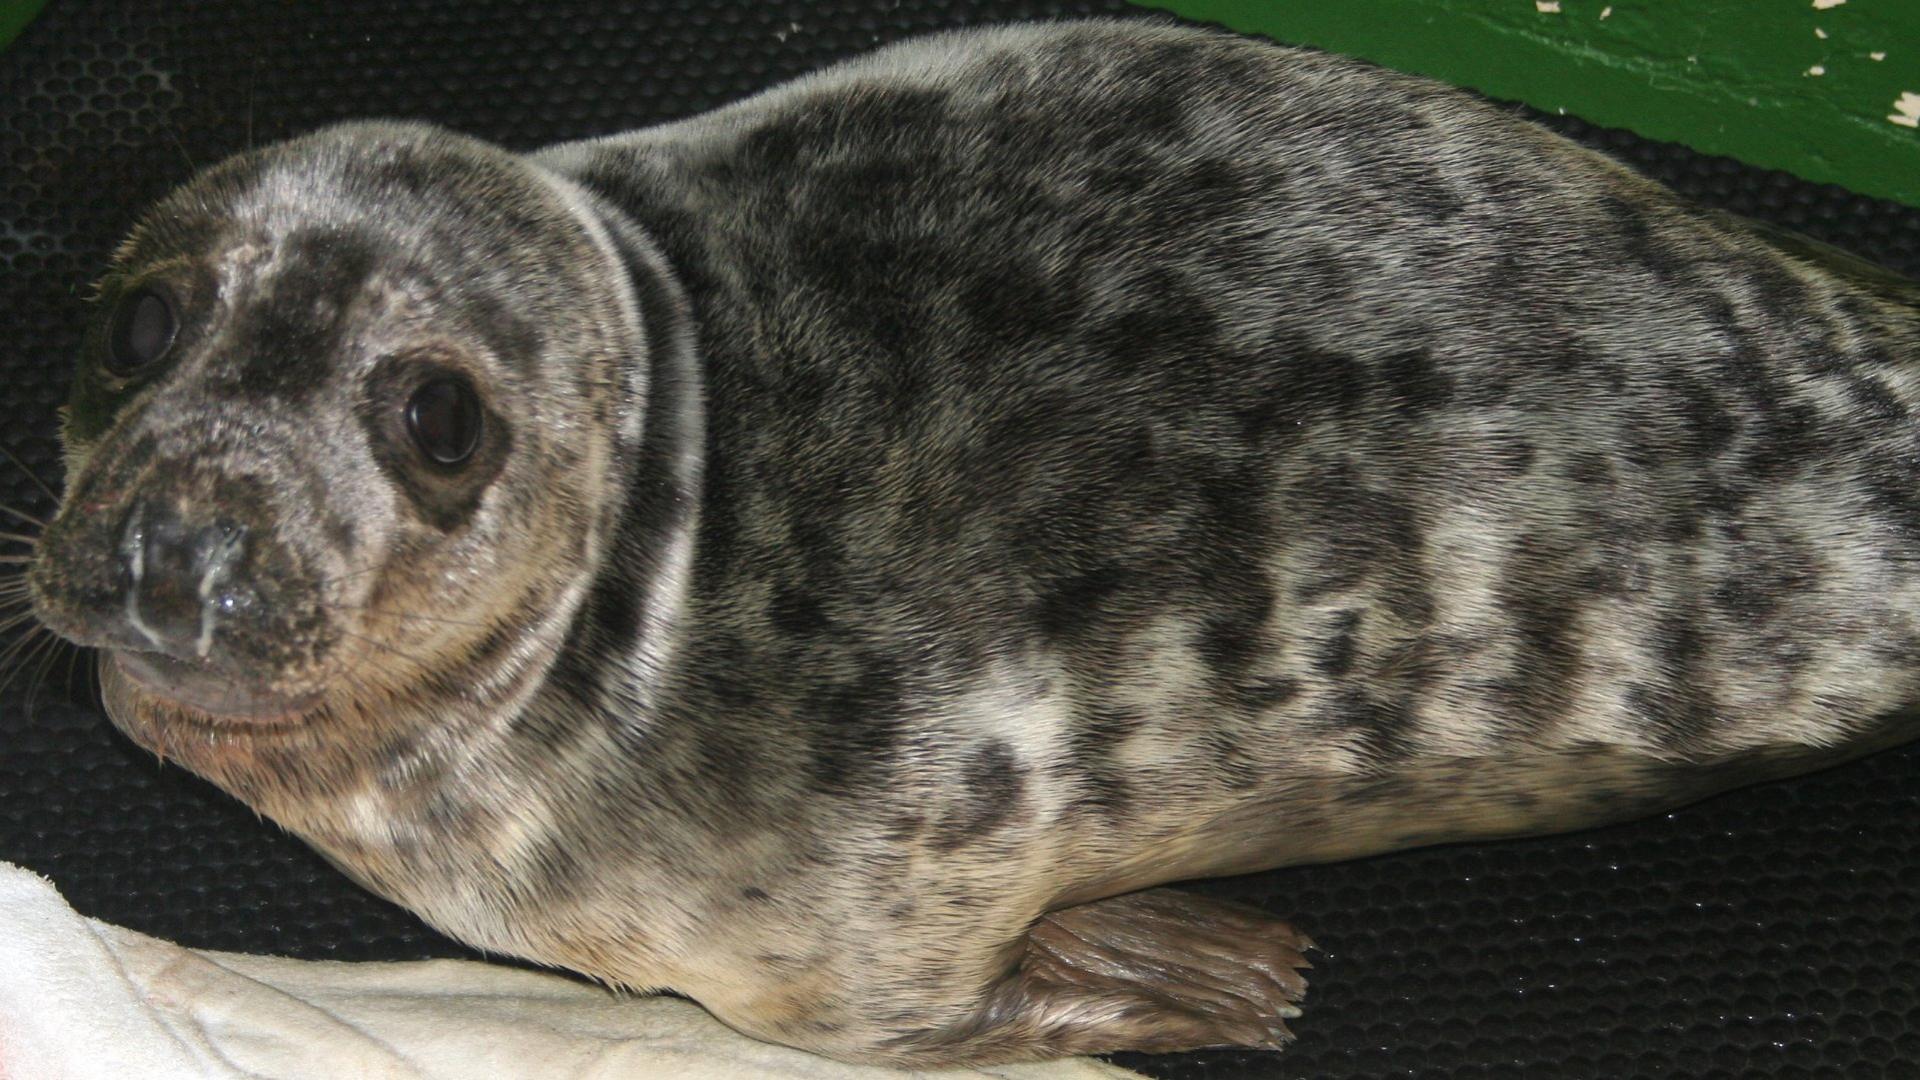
top-left (105, 287), bottom-right (178, 376)
top-left (405, 376), bottom-right (484, 466)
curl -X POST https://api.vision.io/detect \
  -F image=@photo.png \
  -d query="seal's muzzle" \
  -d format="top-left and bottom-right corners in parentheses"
top-left (119, 500), bottom-right (250, 661)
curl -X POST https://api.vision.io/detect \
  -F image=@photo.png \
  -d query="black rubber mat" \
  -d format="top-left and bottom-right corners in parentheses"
top-left (2, 3), bottom-right (1916, 1078)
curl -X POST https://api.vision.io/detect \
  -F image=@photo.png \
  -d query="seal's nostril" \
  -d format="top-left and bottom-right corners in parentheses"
top-left (117, 500), bottom-right (252, 658)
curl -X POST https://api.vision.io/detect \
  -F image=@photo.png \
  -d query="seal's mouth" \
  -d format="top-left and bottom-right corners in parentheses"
top-left (109, 649), bottom-right (325, 724)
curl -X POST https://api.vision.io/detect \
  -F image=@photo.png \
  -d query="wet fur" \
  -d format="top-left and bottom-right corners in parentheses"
top-left (26, 19), bottom-right (1920, 1065)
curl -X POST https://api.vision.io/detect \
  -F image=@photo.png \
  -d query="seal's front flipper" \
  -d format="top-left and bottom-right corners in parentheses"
top-left (972, 888), bottom-right (1314, 1058)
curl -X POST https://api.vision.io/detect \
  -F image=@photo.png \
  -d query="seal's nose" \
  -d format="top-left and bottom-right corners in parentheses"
top-left (119, 500), bottom-right (250, 658)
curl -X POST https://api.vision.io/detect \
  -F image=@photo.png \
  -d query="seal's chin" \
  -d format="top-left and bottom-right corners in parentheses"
top-left (108, 650), bottom-right (325, 725)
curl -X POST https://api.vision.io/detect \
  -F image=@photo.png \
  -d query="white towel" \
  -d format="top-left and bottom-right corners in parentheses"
top-left (0, 862), bottom-right (1143, 1080)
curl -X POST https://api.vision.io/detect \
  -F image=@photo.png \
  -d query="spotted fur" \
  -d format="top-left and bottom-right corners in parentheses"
top-left (27, 18), bottom-right (1920, 1066)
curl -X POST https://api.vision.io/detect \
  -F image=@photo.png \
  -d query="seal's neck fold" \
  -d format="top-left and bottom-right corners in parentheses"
top-left (529, 166), bottom-right (706, 724)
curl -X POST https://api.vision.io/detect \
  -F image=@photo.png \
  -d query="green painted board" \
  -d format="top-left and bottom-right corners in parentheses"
top-left (1137, 0), bottom-right (1920, 209)
top-left (0, 0), bottom-right (48, 53)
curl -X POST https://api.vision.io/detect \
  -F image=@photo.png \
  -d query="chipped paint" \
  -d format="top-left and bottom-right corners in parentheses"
top-left (1892, 92), bottom-right (1920, 128)
top-left (1136, 0), bottom-right (1920, 207)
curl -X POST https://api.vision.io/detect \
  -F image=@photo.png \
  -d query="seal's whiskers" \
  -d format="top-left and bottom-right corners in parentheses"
top-left (331, 627), bottom-right (452, 677)
top-left (0, 442), bottom-right (59, 506)
top-left (0, 623), bottom-right (60, 703)
top-left (315, 600), bottom-right (497, 631)
top-left (0, 504), bottom-right (45, 530)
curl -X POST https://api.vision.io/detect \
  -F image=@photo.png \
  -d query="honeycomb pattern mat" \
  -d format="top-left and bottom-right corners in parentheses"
top-left (2, 2), bottom-right (1916, 1078)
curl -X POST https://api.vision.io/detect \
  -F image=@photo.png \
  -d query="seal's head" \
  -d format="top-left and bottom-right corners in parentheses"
top-left (28, 122), bottom-right (650, 807)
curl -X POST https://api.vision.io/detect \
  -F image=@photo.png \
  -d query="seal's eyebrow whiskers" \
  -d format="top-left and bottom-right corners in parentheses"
top-left (162, 121), bottom-right (196, 176)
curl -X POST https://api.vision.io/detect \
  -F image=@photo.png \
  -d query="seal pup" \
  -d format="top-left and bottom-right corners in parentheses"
top-left (24, 17), bottom-right (1920, 1066)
